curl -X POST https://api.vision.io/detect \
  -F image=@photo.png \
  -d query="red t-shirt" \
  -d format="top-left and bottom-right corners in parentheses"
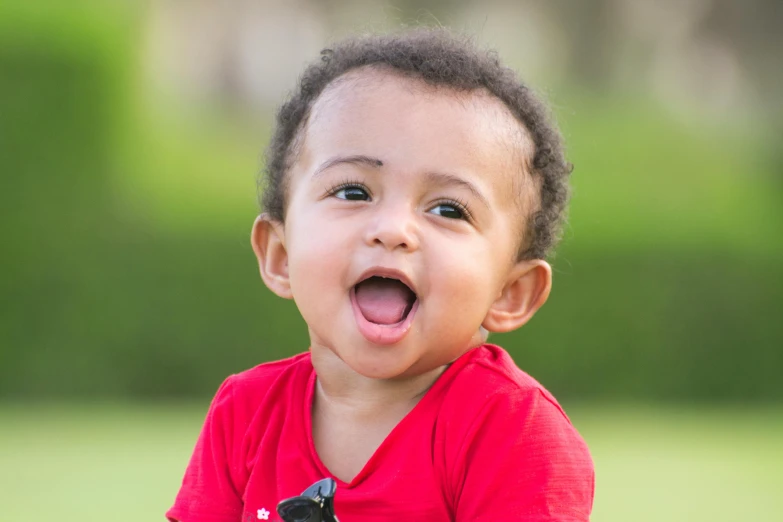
top-left (167, 344), bottom-right (594, 522)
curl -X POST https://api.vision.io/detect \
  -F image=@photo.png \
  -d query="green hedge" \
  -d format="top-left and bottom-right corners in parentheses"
top-left (1, 5), bottom-right (781, 402)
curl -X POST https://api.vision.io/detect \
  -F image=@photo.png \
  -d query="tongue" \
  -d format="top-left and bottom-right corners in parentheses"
top-left (355, 278), bottom-right (414, 325)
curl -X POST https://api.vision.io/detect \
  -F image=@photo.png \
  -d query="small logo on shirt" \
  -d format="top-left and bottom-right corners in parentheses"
top-left (257, 508), bottom-right (271, 520)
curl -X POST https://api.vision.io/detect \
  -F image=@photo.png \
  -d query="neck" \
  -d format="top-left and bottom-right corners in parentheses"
top-left (310, 349), bottom-right (448, 417)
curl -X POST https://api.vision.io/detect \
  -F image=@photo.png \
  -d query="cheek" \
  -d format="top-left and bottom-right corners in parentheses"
top-left (427, 246), bottom-right (499, 318)
top-left (285, 214), bottom-right (352, 302)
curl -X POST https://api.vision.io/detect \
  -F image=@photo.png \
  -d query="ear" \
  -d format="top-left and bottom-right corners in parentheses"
top-left (251, 214), bottom-right (293, 299)
top-left (482, 259), bottom-right (552, 333)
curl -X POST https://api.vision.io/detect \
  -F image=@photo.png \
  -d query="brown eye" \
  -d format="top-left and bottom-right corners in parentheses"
top-left (429, 203), bottom-right (465, 220)
top-left (334, 186), bottom-right (370, 201)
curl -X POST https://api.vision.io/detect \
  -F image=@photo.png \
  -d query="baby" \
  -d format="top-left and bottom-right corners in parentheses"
top-left (168, 28), bottom-right (594, 522)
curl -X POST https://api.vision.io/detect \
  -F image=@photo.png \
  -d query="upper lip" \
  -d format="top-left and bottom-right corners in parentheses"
top-left (354, 266), bottom-right (418, 296)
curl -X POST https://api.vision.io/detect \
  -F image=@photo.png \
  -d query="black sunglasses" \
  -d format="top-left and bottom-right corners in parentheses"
top-left (276, 478), bottom-right (339, 522)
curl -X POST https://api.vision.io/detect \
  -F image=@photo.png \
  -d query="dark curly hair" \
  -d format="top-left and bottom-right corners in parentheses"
top-left (260, 28), bottom-right (571, 260)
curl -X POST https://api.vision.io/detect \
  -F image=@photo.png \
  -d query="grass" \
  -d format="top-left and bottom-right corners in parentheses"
top-left (0, 403), bottom-right (781, 521)
top-left (570, 405), bottom-right (783, 521)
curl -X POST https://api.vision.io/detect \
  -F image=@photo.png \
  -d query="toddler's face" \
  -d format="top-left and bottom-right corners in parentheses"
top-left (259, 68), bottom-right (546, 380)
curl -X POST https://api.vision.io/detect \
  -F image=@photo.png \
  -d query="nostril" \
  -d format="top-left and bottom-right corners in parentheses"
top-left (373, 236), bottom-right (408, 249)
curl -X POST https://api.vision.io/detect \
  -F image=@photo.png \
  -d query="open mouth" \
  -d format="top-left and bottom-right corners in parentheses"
top-left (353, 276), bottom-right (417, 325)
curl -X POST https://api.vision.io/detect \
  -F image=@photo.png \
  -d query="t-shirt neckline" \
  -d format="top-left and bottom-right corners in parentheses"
top-left (301, 344), bottom-right (485, 489)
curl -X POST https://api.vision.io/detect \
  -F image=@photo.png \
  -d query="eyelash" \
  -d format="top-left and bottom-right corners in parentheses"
top-left (324, 180), bottom-right (473, 222)
top-left (431, 197), bottom-right (473, 222)
top-left (325, 179), bottom-right (370, 199)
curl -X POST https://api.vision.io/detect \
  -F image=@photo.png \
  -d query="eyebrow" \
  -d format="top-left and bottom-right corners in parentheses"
top-left (312, 154), bottom-right (489, 209)
top-left (424, 171), bottom-right (490, 209)
top-left (313, 155), bottom-right (384, 177)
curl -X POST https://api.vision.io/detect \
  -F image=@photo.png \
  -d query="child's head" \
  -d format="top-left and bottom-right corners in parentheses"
top-left (261, 29), bottom-right (570, 261)
top-left (252, 29), bottom-right (571, 379)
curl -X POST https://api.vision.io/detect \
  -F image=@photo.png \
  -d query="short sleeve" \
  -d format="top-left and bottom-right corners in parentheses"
top-left (452, 389), bottom-right (594, 522)
top-left (166, 376), bottom-right (246, 522)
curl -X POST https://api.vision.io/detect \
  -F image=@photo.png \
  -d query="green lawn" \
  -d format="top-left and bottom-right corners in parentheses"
top-left (569, 406), bottom-right (783, 521)
top-left (0, 403), bottom-right (780, 521)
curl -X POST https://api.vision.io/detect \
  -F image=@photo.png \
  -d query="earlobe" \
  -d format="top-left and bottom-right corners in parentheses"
top-left (482, 260), bottom-right (552, 333)
top-left (251, 214), bottom-right (293, 299)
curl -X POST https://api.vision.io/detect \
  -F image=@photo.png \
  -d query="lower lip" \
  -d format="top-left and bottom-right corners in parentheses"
top-left (349, 287), bottom-right (419, 346)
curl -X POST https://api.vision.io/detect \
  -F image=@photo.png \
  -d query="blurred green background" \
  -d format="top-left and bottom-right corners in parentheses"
top-left (1, 1), bottom-right (781, 521)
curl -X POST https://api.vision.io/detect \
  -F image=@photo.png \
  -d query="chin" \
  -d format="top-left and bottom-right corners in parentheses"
top-left (342, 344), bottom-right (419, 380)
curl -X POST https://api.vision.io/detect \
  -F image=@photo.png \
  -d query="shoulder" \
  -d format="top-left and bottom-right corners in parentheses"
top-left (445, 344), bottom-right (585, 448)
top-left (226, 352), bottom-right (312, 396)
top-left (444, 344), bottom-right (567, 415)
top-left (436, 345), bottom-right (589, 461)
top-left (209, 352), bottom-right (313, 422)
top-left (440, 345), bottom-right (594, 520)
top-left (166, 354), bottom-right (312, 521)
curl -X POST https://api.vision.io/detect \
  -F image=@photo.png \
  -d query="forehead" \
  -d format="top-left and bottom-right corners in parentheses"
top-left (297, 67), bottom-right (534, 207)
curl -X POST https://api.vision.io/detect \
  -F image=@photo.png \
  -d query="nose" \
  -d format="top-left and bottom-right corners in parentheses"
top-left (363, 201), bottom-right (420, 252)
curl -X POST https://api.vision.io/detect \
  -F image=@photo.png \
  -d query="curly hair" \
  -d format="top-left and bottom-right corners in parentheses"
top-left (260, 28), bottom-right (571, 260)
